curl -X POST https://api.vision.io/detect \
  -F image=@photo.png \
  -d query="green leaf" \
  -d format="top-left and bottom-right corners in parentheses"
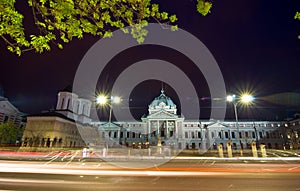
top-left (171, 25), bottom-right (178, 31)
top-left (103, 31), bottom-right (112, 38)
top-left (197, 0), bottom-right (212, 16)
top-left (170, 15), bottom-right (178, 23)
top-left (161, 12), bottom-right (168, 20)
top-left (295, 12), bottom-right (300, 20)
top-left (58, 43), bottom-right (63, 49)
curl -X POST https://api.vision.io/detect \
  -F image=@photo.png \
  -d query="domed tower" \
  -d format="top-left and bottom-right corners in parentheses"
top-left (148, 89), bottom-right (177, 115)
top-left (56, 85), bottom-right (92, 124)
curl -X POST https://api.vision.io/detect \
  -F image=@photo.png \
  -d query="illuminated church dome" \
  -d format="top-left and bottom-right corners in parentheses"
top-left (148, 89), bottom-right (177, 114)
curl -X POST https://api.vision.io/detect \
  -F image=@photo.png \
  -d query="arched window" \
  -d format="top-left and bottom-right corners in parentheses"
top-left (61, 98), bottom-right (65, 109)
top-left (67, 99), bottom-right (71, 110)
top-left (82, 104), bottom-right (86, 115)
top-left (76, 101), bottom-right (80, 114)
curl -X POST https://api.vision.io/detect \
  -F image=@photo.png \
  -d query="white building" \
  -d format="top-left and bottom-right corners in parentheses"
top-left (21, 87), bottom-right (287, 150)
top-left (21, 86), bottom-right (97, 149)
top-left (93, 90), bottom-right (287, 150)
top-left (0, 95), bottom-right (25, 128)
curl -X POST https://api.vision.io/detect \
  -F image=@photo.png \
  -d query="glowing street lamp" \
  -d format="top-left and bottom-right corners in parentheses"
top-left (96, 95), bottom-right (108, 105)
top-left (227, 93), bottom-right (254, 155)
top-left (241, 94), bottom-right (254, 104)
top-left (96, 94), bottom-right (121, 151)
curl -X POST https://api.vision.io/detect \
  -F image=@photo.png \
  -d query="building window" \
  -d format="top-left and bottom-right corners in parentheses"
top-left (120, 132), bottom-right (124, 138)
top-left (219, 132), bottom-right (222, 139)
top-left (245, 132), bottom-right (249, 138)
top-left (259, 132), bottom-right (263, 139)
top-left (185, 132), bottom-right (189, 138)
top-left (191, 132), bottom-right (195, 138)
top-left (127, 132), bottom-right (130, 138)
top-left (252, 132), bottom-right (256, 138)
top-left (67, 99), bottom-right (71, 110)
top-left (82, 104), bottom-right (86, 115)
top-left (61, 98), bottom-right (65, 109)
top-left (170, 131), bottom-right (174, 137)
top-left (4, 115), bottom-right (8, 122)
top-left (225, 132), bottom-right (229, 139)
top-left (266, 132), bottom-right (270, 139)
top-left (231, 132), bottom-right (235, 139)
top-left (198, 132), bottom-right (201, 139)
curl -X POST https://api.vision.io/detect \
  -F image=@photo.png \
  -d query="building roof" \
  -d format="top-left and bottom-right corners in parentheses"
top-left (27, 111), bottom-right (75, 123)
top-left (0, 98), bottom-right (25, 115)
top-left (149, 89), bottom-right (176, 108)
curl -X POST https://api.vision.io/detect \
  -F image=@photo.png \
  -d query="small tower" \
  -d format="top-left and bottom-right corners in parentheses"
top-left (56, 85), bottom-right (92, 124)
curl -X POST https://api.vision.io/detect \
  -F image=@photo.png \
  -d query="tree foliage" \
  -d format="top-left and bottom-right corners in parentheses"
top-left (0, 0), bottom-right (213, 56)
top-left (0, 121), bottom-right (23, 144)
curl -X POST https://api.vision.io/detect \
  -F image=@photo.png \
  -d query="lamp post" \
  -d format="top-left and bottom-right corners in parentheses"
top-left (96, 94), bottom-right (121, 151)
top-left (227, 93), bottom-right (254, 156)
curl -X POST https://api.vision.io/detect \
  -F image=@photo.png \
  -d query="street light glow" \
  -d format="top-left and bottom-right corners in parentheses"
top-left (226, 95), bottom-right (236, 102)
top-left (96, 94), bottom-right (121, 151)
top-left (226, 93), bottom-right (254, 156)
top-left (96, 95), bottom-right (108, 105)
top-left (241, 94), bottom-right (254, 104)
top-left (111, 96), bottom-right (121, 104)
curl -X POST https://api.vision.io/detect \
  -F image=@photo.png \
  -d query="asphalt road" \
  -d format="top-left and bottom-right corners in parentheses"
top-left (1, 158), bottom-right (300, 191)
top-left (1, 172), bottom-right (300, 191)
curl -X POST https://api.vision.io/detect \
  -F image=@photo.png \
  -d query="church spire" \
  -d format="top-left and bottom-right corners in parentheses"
top-left (161, 81), bottom-right (165, 95)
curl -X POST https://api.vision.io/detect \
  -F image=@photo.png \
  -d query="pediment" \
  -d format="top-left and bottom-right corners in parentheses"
top-left (147, 109), bottom-right (178, 119)
top-left (0, 100), bottom-right (21, 114)
top-left (99, 122), bottom-right (121, 130)
top-left (207, 121), bottom-right (228, 129)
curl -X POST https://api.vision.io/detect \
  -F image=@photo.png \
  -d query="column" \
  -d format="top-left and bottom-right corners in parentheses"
top-left (49, 139), bottom-right (53, 148)
top-left (38, 138), bottom-right (43, 147)
top-left (148, 121), bottom-right (151, 139)
top-left (166, 120), bottom-right (169, 138)
top-left (118, 130), bottom-right (121, 144)
top-left (175, 121), bottom-right (178, 139)
top-left (157, 120), bottom-right (159, 138)
top-left (43, 138), bottom-right (47, 147)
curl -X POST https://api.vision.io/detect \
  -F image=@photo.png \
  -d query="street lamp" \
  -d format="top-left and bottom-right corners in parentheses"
top-left (96, 94), bottom-right (121, 151)
top-left (227, 93), bottom-right (254, 156)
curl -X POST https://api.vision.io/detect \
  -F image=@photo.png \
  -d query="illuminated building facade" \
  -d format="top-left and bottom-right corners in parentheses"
top-left (21, 88), bottom-right (288, 150)
top-left (21, 87), bottom-right (97, 149)
top-left (93, 90), bottom-right (287, 150)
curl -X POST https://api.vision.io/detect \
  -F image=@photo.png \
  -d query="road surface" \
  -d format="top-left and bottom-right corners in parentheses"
top-left (1, 158), bottom-right (300, 191)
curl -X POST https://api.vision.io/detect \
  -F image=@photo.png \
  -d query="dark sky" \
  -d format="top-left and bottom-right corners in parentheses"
top-left (1, 0), bottom-right (300, 120)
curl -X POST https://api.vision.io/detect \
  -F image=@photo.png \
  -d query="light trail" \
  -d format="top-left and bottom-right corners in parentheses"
top-left (1, 161), bottom-right (300, 177)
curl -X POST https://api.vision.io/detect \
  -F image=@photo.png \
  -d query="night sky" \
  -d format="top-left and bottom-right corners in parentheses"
top-left (1, 0), bottom-right (300, 121)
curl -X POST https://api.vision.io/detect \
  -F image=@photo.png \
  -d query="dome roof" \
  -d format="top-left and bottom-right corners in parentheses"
top-left (149, 89), bottom-right (176, 108)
